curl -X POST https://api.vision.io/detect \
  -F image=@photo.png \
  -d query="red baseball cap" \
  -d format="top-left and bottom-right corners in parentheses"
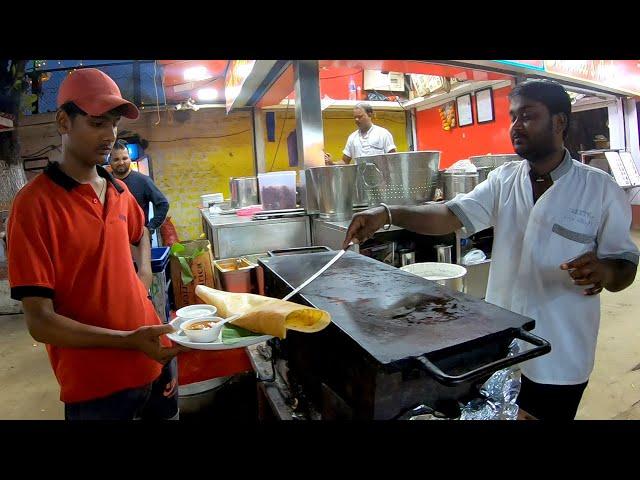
top-left (57, 68), bottom-right (139, 119)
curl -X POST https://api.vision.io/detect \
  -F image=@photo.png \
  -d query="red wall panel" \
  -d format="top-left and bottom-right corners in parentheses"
top-left (416, 86), bottom-right (516, 169)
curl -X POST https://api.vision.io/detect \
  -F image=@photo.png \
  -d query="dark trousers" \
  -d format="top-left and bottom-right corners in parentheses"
top-left (65, 359), bottom-right (179, 420)
top-left (517, 375), bottom-right (588, 420)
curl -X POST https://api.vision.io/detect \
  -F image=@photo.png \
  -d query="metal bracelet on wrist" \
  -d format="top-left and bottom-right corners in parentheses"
top-left (379, 203), bottom-right (392, 231)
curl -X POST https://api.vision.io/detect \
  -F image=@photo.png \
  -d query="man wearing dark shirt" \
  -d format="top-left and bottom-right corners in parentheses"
top-left (109, 140), bottom-right (169, 237)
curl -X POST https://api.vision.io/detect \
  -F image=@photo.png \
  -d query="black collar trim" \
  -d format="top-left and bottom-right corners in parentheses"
top-left (44, 162), bottom-right (124, 193)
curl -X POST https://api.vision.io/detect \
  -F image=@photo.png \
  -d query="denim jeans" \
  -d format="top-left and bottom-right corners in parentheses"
top-left (65, 358), bottom-right (179, 420)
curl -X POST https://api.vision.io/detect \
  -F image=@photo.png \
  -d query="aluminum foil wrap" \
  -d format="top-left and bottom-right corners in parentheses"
top-left (404, 404), bottom-right (450, 420)
top-left (459, 339), bottom-right (522, 420)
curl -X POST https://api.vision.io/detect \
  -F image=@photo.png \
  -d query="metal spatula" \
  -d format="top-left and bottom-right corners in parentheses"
top-left (281, 242), bottom-right (354, 301)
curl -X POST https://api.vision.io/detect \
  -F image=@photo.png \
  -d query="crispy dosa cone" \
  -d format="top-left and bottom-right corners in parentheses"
top-left (195, 285), bottom-right (331, 339)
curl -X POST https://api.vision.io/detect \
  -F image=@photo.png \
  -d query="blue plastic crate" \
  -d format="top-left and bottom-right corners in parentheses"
top-left (151, 247), bottom-right (170, 273)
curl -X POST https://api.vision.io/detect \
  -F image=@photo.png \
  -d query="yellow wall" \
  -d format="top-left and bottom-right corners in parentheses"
top-left (263, 110), bottom-right (298, 172)
top-left (156, 108), bottom-right (407, 240)
top-left (262, 110), bottom-right (408, 172)
top-left (143, 109), bottom-right (255, 241)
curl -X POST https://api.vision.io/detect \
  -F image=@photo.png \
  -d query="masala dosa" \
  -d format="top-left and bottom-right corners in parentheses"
top-left (194, 285), bottom-right (331, 339)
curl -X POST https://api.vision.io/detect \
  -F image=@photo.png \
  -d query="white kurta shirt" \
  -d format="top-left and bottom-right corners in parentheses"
top-left (446, 149), bottom-right (639, 385)
top-left (343, 124), bottom-right (396, 159)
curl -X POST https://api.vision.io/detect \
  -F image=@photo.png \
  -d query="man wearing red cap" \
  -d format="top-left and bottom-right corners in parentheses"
top-left (6, 68), bottom-right (184, 420)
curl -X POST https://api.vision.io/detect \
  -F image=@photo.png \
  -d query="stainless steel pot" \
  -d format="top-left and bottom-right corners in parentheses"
top-left (356, 151), bottom-right (441, 206)
top-left (441, 171), bottom-right (479, 201)
top-left (305, 165), bottom-right (357, 221)
top-left (469, 154), bottom-right (522, 183)
top-left (230, 177), bottom-right (258, 209)
top-left (434, 244), bottom-right (452, 263)
top-left (469, 154), bottom-right (522, 168)
top-left (353, 169), bottom-right (368, 207)
top-left (399, 250), bottom-right (416, 267)
top-left (178, 376), bottom-right (232, 416)
top-left (476, 166), bottom-right (494, 183)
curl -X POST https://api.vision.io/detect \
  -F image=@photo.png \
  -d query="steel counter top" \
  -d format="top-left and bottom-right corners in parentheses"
top-left (200, 210), bottom-right (312, 259)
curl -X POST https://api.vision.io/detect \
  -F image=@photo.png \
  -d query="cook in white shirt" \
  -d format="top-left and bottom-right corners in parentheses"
top-left (342, 80), bottom-right (638, 420)
top-left (325, 103), bottom-right (396, 165)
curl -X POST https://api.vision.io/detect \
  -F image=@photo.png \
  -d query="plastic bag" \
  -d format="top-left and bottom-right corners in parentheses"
top-left (445, 159), bottom-right (477, 173)
top-left (459, 340), bottom-right (522, 420)
top-left (461, 248), bottom-right (487, 265)
top-left (159, 216), bottom-right (180, 246)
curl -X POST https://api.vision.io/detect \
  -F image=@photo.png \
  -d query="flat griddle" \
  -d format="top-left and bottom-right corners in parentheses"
top-left (260, 251), bottom-right (541, 367)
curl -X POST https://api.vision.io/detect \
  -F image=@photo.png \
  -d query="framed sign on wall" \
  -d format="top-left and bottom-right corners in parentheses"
top-left (456, 93), bottom-right (474, 127)
top-left (475, 88), bottom-right (495, 124)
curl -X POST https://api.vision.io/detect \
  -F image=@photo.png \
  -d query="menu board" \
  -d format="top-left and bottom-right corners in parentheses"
top-left (604, 151), bottom-right (640, 188)
top-left (476, 88), bottom-right (494, 123)
top-left (619, 152), bottom-right (640, 186)
top-left (456, 94), bottom-right (473, 127)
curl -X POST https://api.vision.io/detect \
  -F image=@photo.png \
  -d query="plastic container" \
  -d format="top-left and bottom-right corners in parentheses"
top-left (258, 171), bottom-right (297, 210)
top-left (150, 247), bottom-right (170, 273)
top-left (176, 304), bottom-right (218, 320)
top-left (180, 316), bottom-right (225, 343)
top-left (201, 193), bottom-right (224, 208)
top-left (150, 246), bottom-right (171, 323)
top-left (236, 205), bottom-right (263, 217)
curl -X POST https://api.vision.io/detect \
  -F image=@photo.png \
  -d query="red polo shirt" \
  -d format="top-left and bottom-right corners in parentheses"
top-left (7, 162), bottom-right (168, 403)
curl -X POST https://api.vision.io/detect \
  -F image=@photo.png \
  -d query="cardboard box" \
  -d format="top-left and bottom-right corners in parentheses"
top-left (632, 204), bottom-right (640, 230)
top-left (410, 74), bottom-right (431, 97)
top-left (170, 239), bottom-right (216, 309)
top-left (364, 70), bottom-right (406, 92)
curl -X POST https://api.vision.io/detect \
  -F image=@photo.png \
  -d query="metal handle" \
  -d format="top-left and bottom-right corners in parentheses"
top-left (414, 328), bottom-right (551, 386)
top-left (361, 162), bottom-right (383, 189)
top-left (267, 246), bottom-right (331, 257)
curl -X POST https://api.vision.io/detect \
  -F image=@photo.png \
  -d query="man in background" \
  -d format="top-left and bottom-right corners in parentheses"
top-left (109, 140), bottom-right (169, 239)
top-left (325, 102), bottom-right (396, 165)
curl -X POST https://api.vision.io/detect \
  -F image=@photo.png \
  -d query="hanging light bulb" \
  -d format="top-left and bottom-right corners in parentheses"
top-left (197, 88), bottom-right (218, 101)
top-left (184, 66), bottom-right (212, 82)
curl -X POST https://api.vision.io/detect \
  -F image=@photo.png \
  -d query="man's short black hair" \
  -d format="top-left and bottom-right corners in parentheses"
top-left (108, 139), bottom-right (129, 163)
top-left (59, 101), bottom-right (87, 119)
top-left (58, 101), bottom-right (130, 120)
top-left (112, 139), bottom-right (128, 151)
top-left (509, 79), bottom-right (572, 139)
top-left (355, 102), bottom-right (374, 116)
